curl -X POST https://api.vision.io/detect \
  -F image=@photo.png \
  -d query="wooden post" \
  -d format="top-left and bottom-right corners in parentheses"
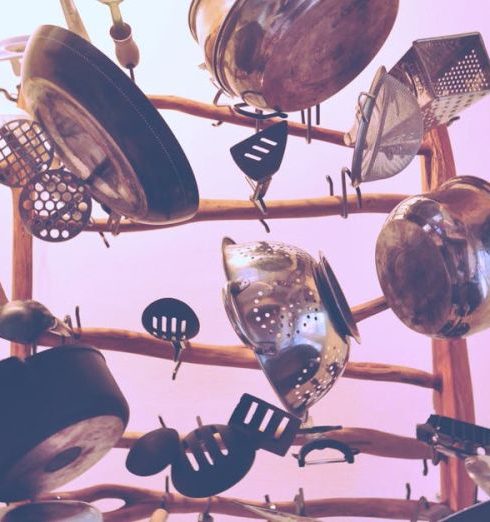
top-left (420, 126), bottom-right (476, 511)
top-left (11, 188), bottom-right (33, 359)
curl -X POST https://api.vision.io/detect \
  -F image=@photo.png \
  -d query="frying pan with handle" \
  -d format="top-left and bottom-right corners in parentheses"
top-left (21, 25), bottom-right (199, 224)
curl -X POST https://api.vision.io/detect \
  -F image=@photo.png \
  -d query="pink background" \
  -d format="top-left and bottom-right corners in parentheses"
top-left (1, 1), bottom-right (490, 520)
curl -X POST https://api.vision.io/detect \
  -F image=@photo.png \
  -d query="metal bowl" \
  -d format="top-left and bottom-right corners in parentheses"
top-left (376, 176), bottom-right (490, 338)
top-left (189, 0), bottom-right (399, 112)
top-left (222, 238), bottom-right (359, 419)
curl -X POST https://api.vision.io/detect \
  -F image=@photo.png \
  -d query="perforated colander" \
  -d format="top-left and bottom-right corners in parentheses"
top-left (222, 238), bottom-right (359, 420)
top-left (0, 115), bottom-right (54, 187)
top-left (389, 32), bottom-right (490, 131)
top-left (346, 66), bottom-right (424, 187)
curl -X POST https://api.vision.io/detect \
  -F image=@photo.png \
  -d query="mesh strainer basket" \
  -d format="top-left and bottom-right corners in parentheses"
top-left (389, 32), bottom-right (490, 131)
top-left (346, 66), bottom-right (424, 187)
top-left (222, 238), bottom-right (359, 420)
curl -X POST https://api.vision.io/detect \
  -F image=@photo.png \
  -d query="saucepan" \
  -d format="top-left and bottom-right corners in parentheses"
top-left (376, 176), bottom-right (490, 338)
top-left (21, 25), bottom-right (199, 225)
top-left (0, 344), bottom-right (129, 502)
top-left (189, 0), bottom-right (399, 113)
top-left (222, 238), bottom-right (360, 419)
top-left (0, 501), bottom-right (102, 521)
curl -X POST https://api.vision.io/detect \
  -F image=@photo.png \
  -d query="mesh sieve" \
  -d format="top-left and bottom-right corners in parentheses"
top-left (390, 32), bottom-right (490, 131)
top-left (350, 67), bottom-right (423, 187)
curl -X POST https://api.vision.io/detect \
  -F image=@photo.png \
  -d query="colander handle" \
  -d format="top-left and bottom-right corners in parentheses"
top-left (294, 438), bottom-right (358, 467)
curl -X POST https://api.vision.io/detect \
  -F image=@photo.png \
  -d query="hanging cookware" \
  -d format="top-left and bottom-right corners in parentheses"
top-left (293, 438), bottom-right (358, 467)
top-left (141, 298), bottom-right (200, 379)
top-left (189, 0), bottom-right (399, 113)
top-left (230, 121), bottom-right (288, 216)
top-left (228, 393), bottom-right (300, 456)
top-left (0, 344), bottom-right (129, 501)
top-left (0, 500), bottom-right (103, 521)
top-left (440, 501), bottom-right (490, 521)
top-left (344, 66), bottom-right (424, 187)
top-left (389, 32), bottom-right (490, 132)
top-left (171, 423), bottom-right (256, 497)
top-left (376, 176), bottom-right (490, 338)
top-left (19, 168), bottom-right (92, 242)
top-left (0, 35), bottom-right (29, 76)
top-left (0, 114), bottom-right (54, 187)
top-left (126, 420), bottom-right (182, 477)
top-left (465, 455), bottom-right (490, 497)
top-left (222, 237), bottom-right (359, 420)
top-left (0, 299), bottom-right (72, 345)
top-left (21, 25), bottom-right (199, 224)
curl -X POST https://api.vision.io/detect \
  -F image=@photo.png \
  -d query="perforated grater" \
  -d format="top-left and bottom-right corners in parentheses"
top-left (389, 32), bottom-right (490, 131)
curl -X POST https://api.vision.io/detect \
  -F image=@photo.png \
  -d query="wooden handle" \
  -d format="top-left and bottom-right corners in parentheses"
top-left (352, 296), bottom-right (389, 323)
top-left (110, 23), bottom-right (140, 69)
top-left (149, 508), bottom-right (169, 522)
top-left (59, 0), bottom-right (90, 41)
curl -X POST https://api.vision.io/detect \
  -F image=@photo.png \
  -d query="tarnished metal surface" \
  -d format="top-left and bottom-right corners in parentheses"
top-left (222, 238), bottom-right (357, 419)
top-left (376, 176), bottom-right (490, 338)
top-left (191, 0), bottom-right (399, 112)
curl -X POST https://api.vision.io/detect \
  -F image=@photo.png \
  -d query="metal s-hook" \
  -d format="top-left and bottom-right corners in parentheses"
top-left (340, 167), bottom-right (363, 218)
top-left (294, 488), bottom-right (306, 516)
top-left (198, 498), bottom-right (213, 522)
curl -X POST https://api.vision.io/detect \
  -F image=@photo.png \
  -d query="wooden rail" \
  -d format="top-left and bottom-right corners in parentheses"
top-left (421, 127), bottom-right (476, 511)
top-left (38, 486), bottom-right (448, 522)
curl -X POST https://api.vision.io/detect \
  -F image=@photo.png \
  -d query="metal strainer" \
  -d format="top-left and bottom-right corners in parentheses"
top-left (222, 238), bottom-right (359, 420)
top-left (389, 32), bottom-right (490, 131)
top-left (345, 66), bottom-right (424, 187)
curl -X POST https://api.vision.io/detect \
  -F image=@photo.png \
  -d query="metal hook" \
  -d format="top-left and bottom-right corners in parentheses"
top-left (0, 86), bottom-right (19, 103)
top-left (405, 482), bottom-right (411, 500)
top-left (264, 495), bottom-right (276, 511)
top-left (128, 66), bottom-right (135, 82)
top-left (198, 498), bottom-right (213, 522)
top-left (357, 91), bottom-right (375, 123)
top-left (423, 459), bottom-right (429, 476)
top-left (90, 218), bottom-right (110, 248)
top-left (211, 89), bottom-right (227, 127)
top-left (300, 108), bottom-right (313, 143)
top-left (340, 167), bottom-right (362, 218)
top-left (294, 488), bottom-right (306, 516)
top-left (255, 109), bottom-right (263, 133)
top-left (325, 175), bottom-right (334, 196)
top-left (196, 416), bottom-right (204, 428)
top-left (171, 340), bottom-right (187, 381)
top-left (106, 211), bottom-right (122, 236)
top-left (410, 496), bottom-right (430, 522)
top-left (315, 104), bottom-right (321, 126)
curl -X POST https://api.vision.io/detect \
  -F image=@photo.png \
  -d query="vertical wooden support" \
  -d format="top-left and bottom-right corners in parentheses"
top-left (420, 127), bottom-right (476, 511)
top-left (11, 188), bottom-right (33, 359)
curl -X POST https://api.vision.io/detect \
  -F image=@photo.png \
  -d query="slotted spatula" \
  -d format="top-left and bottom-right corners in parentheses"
top-left (230, 121), bottom-right (288, 215)
top-left (141, 298), bottom-right (200, 379)
top-left (228, 394), bottom-right (300, 456)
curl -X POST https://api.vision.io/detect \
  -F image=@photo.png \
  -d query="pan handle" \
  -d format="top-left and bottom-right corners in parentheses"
top-left (233, 102), bottom-right (287, 120)
top-left (294, 438), bottom-right (359, 467)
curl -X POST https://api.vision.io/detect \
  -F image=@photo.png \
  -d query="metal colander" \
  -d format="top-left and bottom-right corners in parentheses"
top-left (346, 66), bottom-right (424, 187)
top-left (222, 238), bottom-right (359, 420)
top-left (389, 32), bottom-right (490, 131)
top-left (0, 115), bottom-right (54, 187)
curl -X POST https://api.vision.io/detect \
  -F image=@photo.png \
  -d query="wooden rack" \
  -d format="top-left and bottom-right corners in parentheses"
top-left (9, 98), bottom-right (475, 520)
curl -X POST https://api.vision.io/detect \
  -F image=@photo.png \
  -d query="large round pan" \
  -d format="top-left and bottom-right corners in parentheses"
top-left (21, 25), bottom-right (199, 224)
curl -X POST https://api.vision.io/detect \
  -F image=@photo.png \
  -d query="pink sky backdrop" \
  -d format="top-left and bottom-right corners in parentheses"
top-left (0, 1), bottom-right (490, 520)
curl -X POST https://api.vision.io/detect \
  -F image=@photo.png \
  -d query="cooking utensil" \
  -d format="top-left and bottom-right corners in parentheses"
top-left (232, 500), bottom-right (322, 522)
top-left (293, 438), bottom-right (358, 467)
top-left (0, 299), bottom-right (72, 345)
top-left (417, 414), bottom-right (490, 459)
top-left (0, 115), bottom-right (54, 187)
top-left (21, 25), bottom-right (199, 224)
top-left (126, 420), bottom-right (181, 476)
top-left (19, 168), bottom-right (92, 242)
top-left (149, 508), bottom-right (169, 522)
top-left (390, 32), bottom-right (490, 131)
top-left (345, 66), bottom-right (424, 187)
top-left (465, 455), bottom-right (490, 496)
top-left (0, 35), bottom-right (29, 76)
top-left (141, 298), bottom-right (200, 379)
top-left (440, 501), bottom-right (490, 521)
top-left (171, 423), bottom-right (256, 497)
top-left (97, 0), bottom-right (140, 73)
top-left (189, 0), bottom-right (399, 112)
top-left (376, 176), bottom-right (490, 338)
top-left (228, 393), bottom-right (300, 456)
top-left (0, 344), bottom-right (129, 501)
top-left (222, 237), bottom-right (359, 419)
top-left (230, 121), bottom-right (288, 215)
top-left (59, 0), bottom-right (90, 41)
top-left (0, 500), bottom-right (103, 521)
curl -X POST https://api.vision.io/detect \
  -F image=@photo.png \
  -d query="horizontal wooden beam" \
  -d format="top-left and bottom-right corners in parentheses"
top-left (39, 328), bottom-right (439, 389)
top-left (39, 486), bottom-right (448, 521)
top-left (86, 194), bottom-right (407, 233)
top-left (118, 426), bottom-right (432, 460)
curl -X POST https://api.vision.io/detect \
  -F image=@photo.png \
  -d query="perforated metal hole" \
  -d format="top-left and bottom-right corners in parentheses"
top-left (0, 119), bottom-right (54, 187)
top-left (19, 168), bottom-right (92, 242)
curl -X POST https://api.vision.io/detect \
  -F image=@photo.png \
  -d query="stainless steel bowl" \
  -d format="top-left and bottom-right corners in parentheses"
top-left (376, 176), bottom-right (490, 338)
top-left (222, 238), bottom-right (359, 419)
top-left (189, 0), bottom-right (399, 112)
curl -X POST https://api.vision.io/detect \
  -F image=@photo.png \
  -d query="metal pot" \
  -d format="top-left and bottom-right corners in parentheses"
top-left (222, 238), bottom-right (359, 419)
top-left (0, 345), bottom-right (129, 502)
top-left (0, 501), bottom-right (102, 521)
top-left (189, 0), bottom-right (399, 112)
top-left (376, 176), bottom-right (490, 338)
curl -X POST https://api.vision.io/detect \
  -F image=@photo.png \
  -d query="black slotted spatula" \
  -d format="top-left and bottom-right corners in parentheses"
top-left (141, 298), bottom-right (200, 380)
top-left (230, 121), bottom-right (288, 216)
